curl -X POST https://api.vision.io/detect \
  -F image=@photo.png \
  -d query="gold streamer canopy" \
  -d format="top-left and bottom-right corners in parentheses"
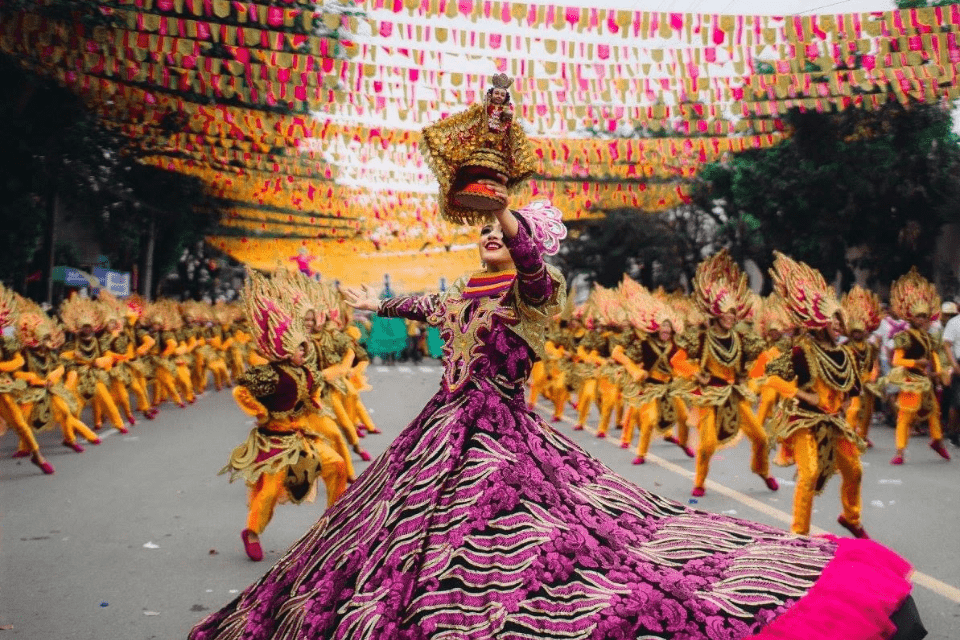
top-left (4, 0), bottom-right (960, 288)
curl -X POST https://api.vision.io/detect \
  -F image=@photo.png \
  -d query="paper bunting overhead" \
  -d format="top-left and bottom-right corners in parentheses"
top-left (3, 0), bottom-right (960, 286)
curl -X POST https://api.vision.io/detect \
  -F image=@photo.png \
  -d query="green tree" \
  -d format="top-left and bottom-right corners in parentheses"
top-left (693, 102), bottom-right (960, 287)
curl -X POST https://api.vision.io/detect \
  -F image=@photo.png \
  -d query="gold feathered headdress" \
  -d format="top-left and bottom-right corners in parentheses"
top-left (693, 249), bottom-right (752, 320)
top-left (98, 291), bottom-right (127, 328)
top-left (242, 272), bottom-right (308, 362)
top-left (755, 294), bottom-right (793, 337)
top-left (60, 293), bottom-right (105, 333)
top-left (770, 252), bottom-right (841, 330)
top-left (890, 267), bottom-right (940, 322)
top-left (841, 286), bottom-right (882, 334)
top-left (618, 277), bottom-right (679, 334)
top-left (0, 284), bottom-right (17, 330)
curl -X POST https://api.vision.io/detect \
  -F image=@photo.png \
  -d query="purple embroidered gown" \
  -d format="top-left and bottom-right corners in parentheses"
top-left (190, 223), bottom-right (916, 640)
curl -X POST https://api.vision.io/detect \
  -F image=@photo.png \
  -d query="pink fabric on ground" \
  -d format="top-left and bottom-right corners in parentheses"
top-left (751, 536), bottom-right (914, 640)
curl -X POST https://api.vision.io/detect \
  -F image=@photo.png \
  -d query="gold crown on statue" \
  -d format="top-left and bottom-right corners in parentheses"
top-left (491, 73), bottom-right (513, 90)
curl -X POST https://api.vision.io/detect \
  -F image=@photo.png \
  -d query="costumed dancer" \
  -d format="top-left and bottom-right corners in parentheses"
top-left (121, 295), bottom-right (159, 420)
top-left (196, 302), bottom-right (233, 392)
top-left (141, 301), bottom-right (186, 409)
top-left (590, 288), bottom-right (630, 439)
top-left (330, 291), bottom-right (380, 436)
top-left (305, 293), bottom-right (372, 465)
top-left (282, 270), bottom-right (364, 484)
top-left (612, 279), bottom-right (694, 463)
top-left (570, 293), bottom-right (606, 431)
top-left (749, 295), bottom-right (795, 437)
top-left (763, 253), bottom-right (870, 538)
top-left (59, 294), bottom-right (127, 434)
top-left (220, 273), bottom-right (347, 562)
top-left (191, 189), bottom-right (925, 640)
top-left (98, 292), bottom-right (149, 428)
top-left (0, 288), bottom-right (55, 474)
top-left (887, 268), bottom-right (951, 465)
top-left (841, 286), bottom-right (883, 448)
top-left (173, 307), bottom-right (198, 404)
top-left (15, 310), bottom-right (100, 452)
top-left (671, 250), bottom-right (778, 498)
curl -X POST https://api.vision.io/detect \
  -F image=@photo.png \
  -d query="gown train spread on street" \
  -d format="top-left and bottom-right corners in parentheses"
top-left (190, 221), bottom-right (920, 640)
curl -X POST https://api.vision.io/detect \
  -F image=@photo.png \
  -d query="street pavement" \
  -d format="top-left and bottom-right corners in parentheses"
top-left (2, 363), bottom-right (959, 639)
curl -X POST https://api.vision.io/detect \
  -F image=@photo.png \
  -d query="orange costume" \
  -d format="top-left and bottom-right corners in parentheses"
top-left (221, 273), bottom-right (347, 562)
top-left (886, 269), bottom-right (951, 465)
top-left (670, 250), bottom-right (777, 498)
top-left (764, 252), bottom-right (869, 538)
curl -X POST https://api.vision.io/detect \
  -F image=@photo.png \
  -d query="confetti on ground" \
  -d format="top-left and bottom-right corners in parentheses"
top-left (871, 500), bottom-right (886, 508)
top-left (878, 479), bottom-right (903, 485)
top-left (143, 611), bottom-right (160, 616)
top-left (143, 541), bottom-right (160, 549)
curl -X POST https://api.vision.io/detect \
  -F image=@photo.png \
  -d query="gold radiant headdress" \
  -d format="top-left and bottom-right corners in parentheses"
top-left (755, 294), bottom-right (793, 337)
top-left (692, 249), bottom-right (752, 320)
top-left (841, 286), bottom-right (882, 334)
top-left (770, 252), bottom-right (841, 330)
top-left (890, 267), bottom-right (940, 322)
top-left (60, 293), bottom-right (105, 333)
top-left (242, 271), bottom-right (308, 362)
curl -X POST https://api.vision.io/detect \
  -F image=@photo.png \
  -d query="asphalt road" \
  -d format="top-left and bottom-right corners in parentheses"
top-left (2, 363), bottom-right (958, 639)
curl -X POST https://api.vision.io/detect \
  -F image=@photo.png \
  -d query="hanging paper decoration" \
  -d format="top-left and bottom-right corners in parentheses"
top-left (3, 0), bottom-right (960, 288)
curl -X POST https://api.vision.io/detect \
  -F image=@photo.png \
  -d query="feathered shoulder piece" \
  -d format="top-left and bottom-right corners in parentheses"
top-left (770, 252), bottom-right (840, 330)
top-left (890, 267), bottom-right (940, 322)
top-left (242, 271), bottom-right (307, 362)
top-left (693, 249), bottom-right (751, 320)
top-left (60, 293), bottom-right (105, 333)
top-left (841, 286), bottom-right (882, 334)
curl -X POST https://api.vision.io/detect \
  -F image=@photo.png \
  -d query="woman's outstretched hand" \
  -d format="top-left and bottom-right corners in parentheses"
top-left (340, 284), bottom-right (380, 312)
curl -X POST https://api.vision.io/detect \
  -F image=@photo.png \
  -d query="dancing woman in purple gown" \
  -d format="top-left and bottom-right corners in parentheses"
top-left (190, 187), bottom-right (925, 640)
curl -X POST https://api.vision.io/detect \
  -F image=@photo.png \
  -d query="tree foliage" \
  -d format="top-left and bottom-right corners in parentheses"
top-left (554, 207), bottom-right (718, 290)
top-left (693, 102), bottom-right (960, 287)
top-left (0, 55), bottom-right (220, 297)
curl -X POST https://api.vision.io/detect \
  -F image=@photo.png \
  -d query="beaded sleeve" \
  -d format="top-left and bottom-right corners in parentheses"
top-left (378, 294), bottom-right (443, 324)
top-left (503, 215), bottom-right (554, 306)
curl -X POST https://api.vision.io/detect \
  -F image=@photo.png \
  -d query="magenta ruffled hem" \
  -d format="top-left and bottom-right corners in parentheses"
top-left (750, 536), bottom-right (913, 640)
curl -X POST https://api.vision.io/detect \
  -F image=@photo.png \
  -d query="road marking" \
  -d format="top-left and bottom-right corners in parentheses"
top-left (418, 366), bottom-right (437, 373)
top-left (535, 401), bottom-right (960, 604)
top-left (375, 366), bottom-right (390, 373)
top-left (397, 366), bottom-right (413, 373)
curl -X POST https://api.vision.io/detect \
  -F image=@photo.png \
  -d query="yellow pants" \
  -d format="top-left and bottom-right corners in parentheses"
top-left (548, 371), bottom-right (569, 421)
top-left (895, 391), bottom-right (942, 450)
top-left (527, 361), bottom-right (548, 408)
top-left (246, 442), bottom-right (347, 533)
top-left (634, 397), bottom-right (690, 457)
top-left (595, 377), bottom-right (620, 436)
top-left (845, 395), bottom-right (876, 441)
top-left (175, 364), bottom-right (195, 403)
top-left (329, 390), bottom-right (361, 447)
top-left (789, 428), bottom-right (862, 535)
top-left (21, 398), bottom-right (99, 446)
top-left (755, 386), bottom-right (781, 437)
top-left (126, 369), bottom-right (152, 412)
top-left (2, 393), bottom-right (40, 455)
top-left (307, 412), bottom-right (357, 481)
top-left (694, 401), bottom-right (769, 489)
top-left (85, 381), bottom-right (124, 430)
top-left (575, 378), bottom-right (598, 427)
top-left (153, 368), bottom-right (184, 407)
